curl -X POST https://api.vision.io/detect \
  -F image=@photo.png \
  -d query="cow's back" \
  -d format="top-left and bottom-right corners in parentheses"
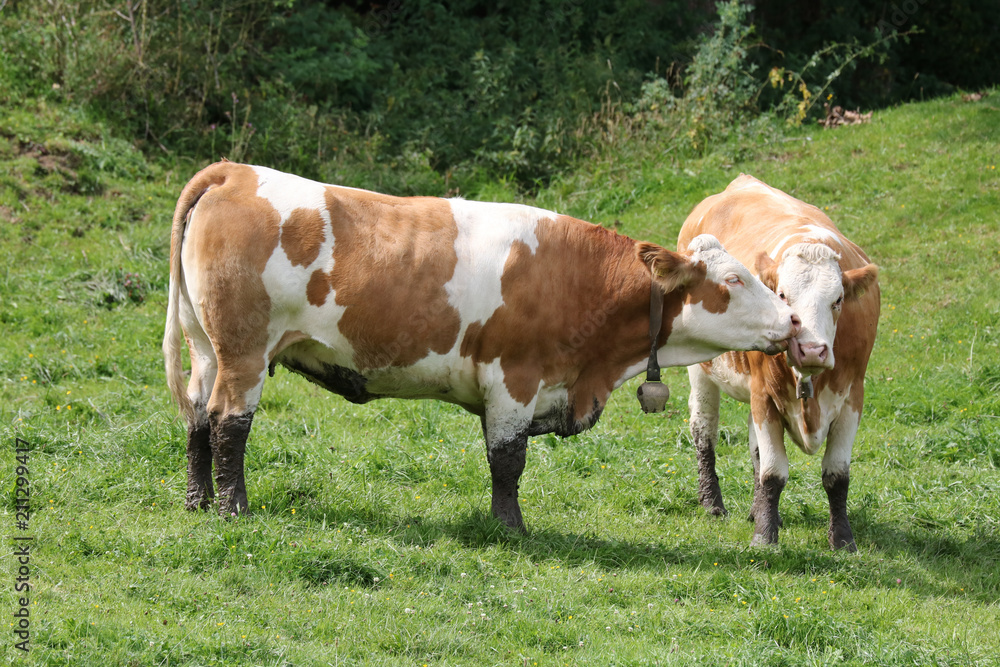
top-left (680, 175), bottom-right (873, 274)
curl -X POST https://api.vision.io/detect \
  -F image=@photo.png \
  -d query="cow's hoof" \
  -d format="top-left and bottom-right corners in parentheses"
top-left (185, 490), bottom-right (214, 512)
top-left (750, 530), bottom-right (779, 547)
top-left (704, 503), bottom-right (729, 518)
top-left (749, 511), bottom-right (783, 527)
top-left (496, 515), bottom-right (527, 535)
top-left (217, 496), bottom-right (250, 518)
top-left (185, 498), bottom-right (211, 512)
top-left (505, 522), bottom-right (528, 535)
top-left (490, 498), bottom-right (528, 533)
top-left (829, 531), bottom-right (857, 552)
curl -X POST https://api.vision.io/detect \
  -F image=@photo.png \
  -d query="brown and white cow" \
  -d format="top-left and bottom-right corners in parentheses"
top-left (678, 174), bottom-right (880, 550)
top-left (164, 162), bottom-right (800, 530)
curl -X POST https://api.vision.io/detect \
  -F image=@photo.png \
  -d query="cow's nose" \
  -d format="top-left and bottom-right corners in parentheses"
top-left (800, 343), bottom-right (828, 365)
top-left (789, 313), bottom-right (802, 337)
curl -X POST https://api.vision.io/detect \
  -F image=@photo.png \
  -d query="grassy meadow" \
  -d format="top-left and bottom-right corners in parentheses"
top-left (2, 92), bottom-right (999, 665)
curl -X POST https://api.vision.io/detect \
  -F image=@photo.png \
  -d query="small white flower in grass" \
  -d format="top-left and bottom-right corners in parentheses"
top-left (404, 608), bottom-right (415, 614)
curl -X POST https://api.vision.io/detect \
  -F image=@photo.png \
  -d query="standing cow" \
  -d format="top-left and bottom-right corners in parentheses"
top-left (164, 162), bottom-right (800, 531)
top-left (678, 174), bottom-right (880, 550)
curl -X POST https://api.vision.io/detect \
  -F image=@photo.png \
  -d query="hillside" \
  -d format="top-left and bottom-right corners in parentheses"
top-left (2, 91), bottom-right (999, 664)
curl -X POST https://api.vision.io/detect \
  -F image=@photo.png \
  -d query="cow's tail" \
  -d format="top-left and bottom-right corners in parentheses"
top-left (163, 162), bottom-right (229, 423)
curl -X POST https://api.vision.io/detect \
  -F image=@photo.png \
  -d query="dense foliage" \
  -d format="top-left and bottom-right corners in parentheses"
top-left (753, 0), bottom-right (1000, 108)
top-left (1, 0), bottom-right (997, 191)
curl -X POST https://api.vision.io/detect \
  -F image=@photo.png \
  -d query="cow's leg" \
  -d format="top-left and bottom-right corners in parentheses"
top-left (746, 412), bottom-right (782, 527)
top-left (209, 409), bottom-right (255, 516)
top-left (688, 364), bottom-right (726, 516)
top-left (822, 407), bottom-right (860, 551)
top-left (481, 396), bottom-right (534, 533)
top-left (207, 359), bottom-right (266, 517)
top-left (748, 398), bottom-right (787, 546)
top-left (185, 341), bottom-right (218, 511)
top-left (186, 410), bottom-right (214, 510)
top-left (747, 411), bottom-right (760, 522)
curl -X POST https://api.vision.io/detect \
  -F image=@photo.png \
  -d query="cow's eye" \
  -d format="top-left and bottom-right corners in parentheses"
top-left (834, 295), bottom-right (844, 308)
top-left (725, 274), bottom-right (743, 286)
top-left (778, 291), bottom-right (787, 301)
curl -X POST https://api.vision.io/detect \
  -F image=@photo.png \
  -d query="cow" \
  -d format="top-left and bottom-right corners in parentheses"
top-left (163, 162), bottom-right (800, 531)
top-left (678, 174), bottom-right (880, 550)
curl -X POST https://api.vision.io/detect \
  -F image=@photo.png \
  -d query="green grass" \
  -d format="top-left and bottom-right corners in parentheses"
top-left (2, 92), bottom-right (999, 665)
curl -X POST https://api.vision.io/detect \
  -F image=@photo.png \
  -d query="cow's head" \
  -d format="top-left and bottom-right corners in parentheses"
top-left (638, 234), bottom-right (800, 358)
top-left (756, 243), bottom-right (878, 377)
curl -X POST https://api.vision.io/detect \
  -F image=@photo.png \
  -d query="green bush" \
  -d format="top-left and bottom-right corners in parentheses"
top-left (0, 0), bottom-right (704, 189)
top-left (752, 0), bottom-right (1000, 108)
top-left (2, 0), bottom-right (997, 192)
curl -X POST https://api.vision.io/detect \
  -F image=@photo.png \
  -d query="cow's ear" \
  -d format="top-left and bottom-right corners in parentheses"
top-left (637, 242), bottom-right (700, 294)
top-left (843, 263), bottom-right (879, 300)
top-left (755, 252), bottom-right (779, 292)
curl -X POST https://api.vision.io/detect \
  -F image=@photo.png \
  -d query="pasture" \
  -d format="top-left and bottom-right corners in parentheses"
top-left (2, 92), bottom-right (999, 665)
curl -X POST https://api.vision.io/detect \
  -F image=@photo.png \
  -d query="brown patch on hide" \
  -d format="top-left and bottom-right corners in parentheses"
top-left (324, 187), bottom-right (462, 369)
top-left (281, 207), bottom-right (326, 267)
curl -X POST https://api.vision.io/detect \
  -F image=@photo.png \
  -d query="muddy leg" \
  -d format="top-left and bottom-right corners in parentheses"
top-left (823, 408), bottom-right (859, 551)
top-left (750, 474), bottom-right (786, 546)
top-left (480, 408), bottom-right (529, 532)
top-left (210, 411), bottom-right (254, 516)
top-left (183, 344), bottom-right (218, 511)
top-left (747, 412), bottom-right (761, 523)
top-left (748, 405), bottom-right (787, 546)
top-left (487, 432), bottom-right (527, 532)
top-left (696, 435), bottom-right (726, 516)
top-left (185, 416), bottom-right (214, 511)
top-left (688, 365), bottom-right (726, 516)
top-left (824, 471), bottom-right (856, 551)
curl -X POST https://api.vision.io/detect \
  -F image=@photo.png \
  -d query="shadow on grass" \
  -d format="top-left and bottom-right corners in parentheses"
top-left (221, 476), bottom-right (999, 603)
top-left (424, 508), bottom-right (999, 602)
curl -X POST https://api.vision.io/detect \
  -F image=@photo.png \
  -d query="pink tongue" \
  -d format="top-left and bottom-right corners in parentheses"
top-left (787, 337), bottom-right (804, 367)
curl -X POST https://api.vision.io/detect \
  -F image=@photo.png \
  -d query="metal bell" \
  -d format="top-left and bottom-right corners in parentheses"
top-left (796, 377), bottom-right (814, 400)
top-left (637, 381), bottom-right (670, 414)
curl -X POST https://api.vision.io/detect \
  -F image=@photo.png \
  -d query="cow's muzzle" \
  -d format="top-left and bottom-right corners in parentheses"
top-left (787, 338), bottom-right (833, 375)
